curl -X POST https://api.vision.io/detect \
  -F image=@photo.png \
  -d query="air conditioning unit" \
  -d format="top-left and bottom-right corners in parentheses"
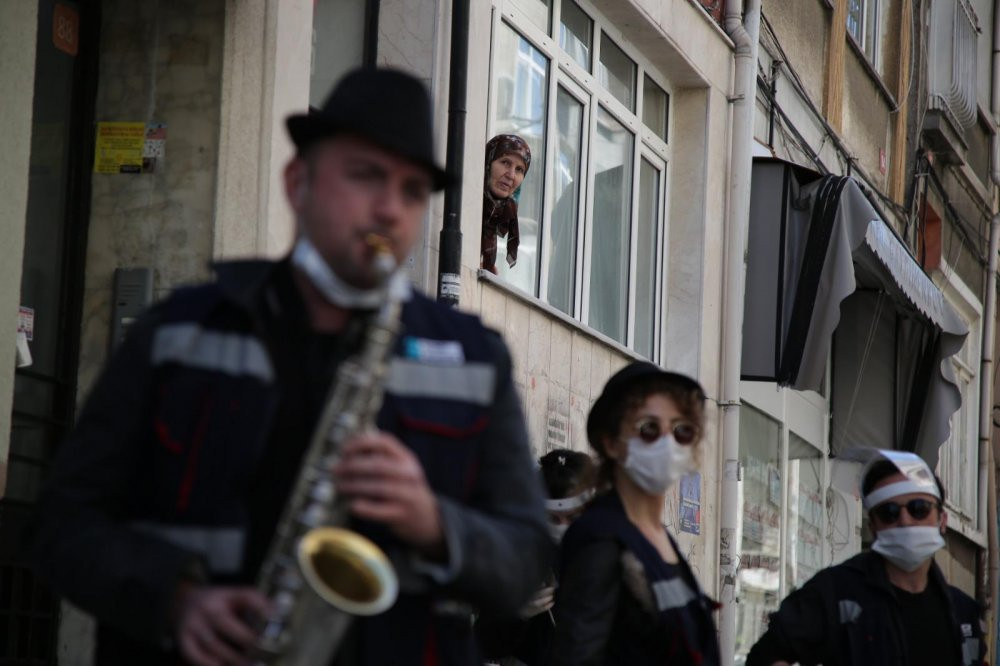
top-left (923, 0), bottom-right (979, 163)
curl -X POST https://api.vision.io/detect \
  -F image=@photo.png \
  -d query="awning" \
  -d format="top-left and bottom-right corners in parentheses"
top-left (742, 157), bottom-right (968, 467)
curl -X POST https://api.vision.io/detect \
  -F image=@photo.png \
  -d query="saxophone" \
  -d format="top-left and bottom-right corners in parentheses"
top-left (253, 236), bottom-right (402, 665)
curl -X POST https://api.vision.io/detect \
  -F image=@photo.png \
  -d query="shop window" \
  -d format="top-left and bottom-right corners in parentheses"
top-left (489, 0), bottom-right (671, 356)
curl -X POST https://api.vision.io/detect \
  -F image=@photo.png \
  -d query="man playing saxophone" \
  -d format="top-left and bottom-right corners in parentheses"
top-left (30, 68), bottom-right (551, 666)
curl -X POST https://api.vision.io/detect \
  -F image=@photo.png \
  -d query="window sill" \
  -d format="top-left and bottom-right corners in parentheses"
top-left (476, 269), bottom-right (647, 363)
top-left (845, 33), bottom-right (897, 109)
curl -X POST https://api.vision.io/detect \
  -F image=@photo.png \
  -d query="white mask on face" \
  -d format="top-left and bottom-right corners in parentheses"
top-left (548, 522), bottom-right (569, 543)
top-left (871, 525), bottom-right (944, 572)
top-left (291, 236), bottom-right (410, 309)
top-left (621, 434), bottom-right (693, 495)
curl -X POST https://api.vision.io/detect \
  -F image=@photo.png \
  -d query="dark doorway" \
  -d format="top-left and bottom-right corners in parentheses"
top-left (1, 1), bottom-right (99, 663)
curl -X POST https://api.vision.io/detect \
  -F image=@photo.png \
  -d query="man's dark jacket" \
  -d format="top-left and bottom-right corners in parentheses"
top-left (746, 550), bottom-right (985, 666)
top-left (29, 260), bottom-right (550, 665)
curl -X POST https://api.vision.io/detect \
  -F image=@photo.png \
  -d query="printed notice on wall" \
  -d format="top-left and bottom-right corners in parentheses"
top-left (94, 122), bottom-right (146, 174)
top-left (679, 472), bottom-right (701, 535)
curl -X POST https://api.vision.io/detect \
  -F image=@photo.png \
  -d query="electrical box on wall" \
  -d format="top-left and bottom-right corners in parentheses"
top-left (111, 267), bottom-right (153, 350)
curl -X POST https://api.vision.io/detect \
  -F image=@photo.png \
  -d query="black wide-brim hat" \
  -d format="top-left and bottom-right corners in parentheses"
top-left (586, 361), bottom-right (706, 447)
top-left (286, 67), bottom-right (452, 191)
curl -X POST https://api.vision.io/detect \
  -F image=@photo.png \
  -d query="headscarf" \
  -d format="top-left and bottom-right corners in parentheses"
top-left (482, 134), bottom-right (532, 271)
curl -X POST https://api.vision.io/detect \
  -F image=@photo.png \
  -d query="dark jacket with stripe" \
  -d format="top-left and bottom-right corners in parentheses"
top-left (745, 550), bottom-right (985, 666)
top-left (29, 259), bottom-right (550, 665)
top-left (550, 491), bottom-right (720, 666)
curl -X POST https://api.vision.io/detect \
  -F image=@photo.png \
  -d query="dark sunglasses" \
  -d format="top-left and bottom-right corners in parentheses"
top-left (634, 417), bottom-right (700, 446)
top-left (871, 498), bottom-right (939, 524)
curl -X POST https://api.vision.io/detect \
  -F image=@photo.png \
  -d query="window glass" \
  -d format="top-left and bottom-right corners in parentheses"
top-left (634, 158), bottom-right (659, 357)
top-left (547, 86), bottom-right (584, 315)
top-left (598, 33), bottom-right (636, 111)
top-left (511, 0), bottom-right (551, 34)
top-left (735, 404), bottom-right (782, 660)
top-left (846, 0), bottom-right (864, 44)
top-left (787, 435), bottom-right (822, 589)
top-left (642, 75), bottom-right (669, 143)
top-left (559, 0), bottom-right (592, 71)
top-left (493, 23), bottom-right (549, 295)
top-left (310, 0), bottom-right (366, 108)
top-left (588, 106), bottom-right (633, 342)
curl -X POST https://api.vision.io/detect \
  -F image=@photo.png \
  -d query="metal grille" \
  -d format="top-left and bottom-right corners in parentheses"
top-left (928, 0), bottom-right (979, 130)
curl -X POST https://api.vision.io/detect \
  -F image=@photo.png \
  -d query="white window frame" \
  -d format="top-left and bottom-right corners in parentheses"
top-left (933, 258), bottom-right (984, 539)
top-left (846, 0), bottom-right (882, 71)
top-left (487, 0), bottom-right (672, 359)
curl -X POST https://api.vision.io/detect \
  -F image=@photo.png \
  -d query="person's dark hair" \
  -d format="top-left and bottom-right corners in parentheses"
top-left (538, 449), bottom-right (596, 500)
top-left (861, 459), bottom-right (946, 506)
top-left (588, 375), bottom-right (705, 487)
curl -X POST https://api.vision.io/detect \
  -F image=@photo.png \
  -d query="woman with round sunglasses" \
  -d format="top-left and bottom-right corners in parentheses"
top-left (549, 361), bottom-right (720, 666)
top-left (747, 449), bottom-right (985, 666)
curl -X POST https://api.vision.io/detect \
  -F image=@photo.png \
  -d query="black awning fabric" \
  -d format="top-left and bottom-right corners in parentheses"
top-left (742, 157), bottom-right (968, 466)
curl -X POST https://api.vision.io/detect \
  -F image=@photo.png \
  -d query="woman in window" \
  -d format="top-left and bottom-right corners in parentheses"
top-left (550, 361), bottom-right (720, 665)
top-left (477, 448), bottom-right (595, 665)
top-left (481, 134), bottom-right (530, 274)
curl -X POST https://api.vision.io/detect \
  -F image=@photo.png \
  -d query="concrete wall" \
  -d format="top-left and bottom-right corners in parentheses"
top-left (77, 0), bottom-right (226, 397)
top-left (0, 2), bottom-right (38, 495)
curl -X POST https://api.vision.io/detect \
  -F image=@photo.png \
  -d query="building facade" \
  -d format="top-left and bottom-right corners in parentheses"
top-left (0, 0), bottom-right (996, 664)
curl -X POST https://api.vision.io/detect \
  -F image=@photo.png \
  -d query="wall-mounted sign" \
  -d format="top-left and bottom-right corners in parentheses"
top-left (94, 122), bottom-right (145, 174)
top-left (53, 3), bottom-right (79, 56)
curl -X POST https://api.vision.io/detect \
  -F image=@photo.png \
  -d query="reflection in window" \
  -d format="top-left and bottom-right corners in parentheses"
top-left (493, 23), bottom-right (549, 295)
top-left (511, 0), bottom-right (551, 34)
top-left (588, 106), bottom-right (633, 343)
top-left (547, 87), bottom-right (584, 316)
top-left (635, 158), bottom-right (660, 358)
top-left (559, 0), bottom-right (592, 71)
top-left (598, 33), bottom-right (636, 111)
top-left (787, 435), bottom-right (822, 589)
top-left (735, 404), bottom-right (782, 661)
top-left (642, 75), bottom-right (669, 143)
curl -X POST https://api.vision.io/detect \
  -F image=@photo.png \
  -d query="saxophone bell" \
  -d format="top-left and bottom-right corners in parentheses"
top-left (297, 527), bottom-right (398, 615)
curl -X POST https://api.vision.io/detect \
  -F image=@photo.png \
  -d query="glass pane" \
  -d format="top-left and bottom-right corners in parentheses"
top-left (787, 435), bottom-right (822, 590)
top-left (735, 404), bottom-right (782, 661)
top-left (492, 23), bottom-right (549, 295)
top-left (511, 0), bottom-right (551, 34)
top-left (588, 107), bottom-right (633, 342)
top-left (634, 158), bottom-right (659, 357)
top-left (547, 87), bottom-right (584, 316)
top-left (310, 0), bottom-right (366, 108)
top-left (598, 33), bottom-right (636, 111)
top-left (559, 0), bottom-right (592, 71)
top-left (642, 75), bottom-right (669, 143)
top-left (846, 0), bottom-right (863, 43)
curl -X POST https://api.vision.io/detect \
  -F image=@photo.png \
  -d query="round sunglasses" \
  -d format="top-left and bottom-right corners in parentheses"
top-left (634, 417), bottom-right (700, 446)
top-left (870, 498), bottom-right (939, 524)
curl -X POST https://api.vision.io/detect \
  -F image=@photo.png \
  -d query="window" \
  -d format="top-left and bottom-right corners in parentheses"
top-left (489, 0), bottom-right (672, 356)
top-left (846, 0), bottom-right (881, 69)
top-left (938, 310), bottom-right (980, 526)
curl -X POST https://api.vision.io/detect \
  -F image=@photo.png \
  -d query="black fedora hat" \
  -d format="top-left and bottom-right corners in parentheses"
top-left (286, 67), bottom-right (452, 191)
top-left (586, 361), bottom-right (706, 447)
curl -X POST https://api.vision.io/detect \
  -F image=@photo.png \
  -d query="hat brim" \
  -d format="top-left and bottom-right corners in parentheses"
top-left (286, 114), bottom-right (453, 191)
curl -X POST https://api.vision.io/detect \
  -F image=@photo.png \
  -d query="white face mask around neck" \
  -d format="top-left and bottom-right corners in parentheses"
top-left (290, 236), bottom-right (410, 309)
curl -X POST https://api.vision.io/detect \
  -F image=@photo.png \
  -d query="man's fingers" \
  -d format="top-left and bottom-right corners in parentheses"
top-left (208, 609), bottom-right (258, 651)
top-left (179, 632), bottom-right (217, 666)
top-left (350, 497), bottom-right (409, 523)
top-left (194, 623), bottom-right (245, 666)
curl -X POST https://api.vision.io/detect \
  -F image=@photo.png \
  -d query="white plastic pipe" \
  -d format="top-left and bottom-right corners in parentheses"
top-left (719, 0), bottom-right (761, 663)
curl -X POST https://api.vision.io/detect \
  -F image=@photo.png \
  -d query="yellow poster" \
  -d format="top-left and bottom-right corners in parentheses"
top-left (93, 122), bottom-right (145, 174)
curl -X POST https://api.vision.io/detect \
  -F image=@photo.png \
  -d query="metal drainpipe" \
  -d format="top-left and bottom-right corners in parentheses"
top-left (719, 0), bottom-right (761, 664)
top-left (437, 0), bottom-right (470, 306)
top-left (985, 2), bottom-right (1000, 656)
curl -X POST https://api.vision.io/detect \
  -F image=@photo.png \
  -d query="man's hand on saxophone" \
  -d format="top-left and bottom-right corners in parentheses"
top-left (172, 583), bottom-right (270, 666)
top-left (333, 430), bottom-right (446, 560)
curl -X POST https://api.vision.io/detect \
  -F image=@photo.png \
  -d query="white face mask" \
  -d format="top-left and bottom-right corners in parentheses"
top-left (291, 236), bottom-right (410, 309)
top-left (548, 522), bottom-right (569, 543)
top-left (871, 525), bottom-right (945, 572)
top-left (621, 434), bottom-right (693, 495)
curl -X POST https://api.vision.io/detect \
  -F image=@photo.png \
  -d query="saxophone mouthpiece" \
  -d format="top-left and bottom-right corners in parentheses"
top-left (366, 234), bottom-right (396, 281)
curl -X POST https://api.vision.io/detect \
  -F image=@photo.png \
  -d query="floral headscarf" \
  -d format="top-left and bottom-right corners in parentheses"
top-left (484, 134), bottom-right (532, 201)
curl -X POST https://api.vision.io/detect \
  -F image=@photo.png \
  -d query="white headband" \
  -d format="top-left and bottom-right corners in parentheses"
top-left (862, 480), bottom-right (941, 510)
top-left (546, 489), bottom-right (594, 512)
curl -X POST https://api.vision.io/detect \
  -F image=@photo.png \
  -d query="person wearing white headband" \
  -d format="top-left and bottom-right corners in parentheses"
top-left (747, 449), bottom-right (985, 666)
top-left (478, 448), bottom-right (596, 665)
